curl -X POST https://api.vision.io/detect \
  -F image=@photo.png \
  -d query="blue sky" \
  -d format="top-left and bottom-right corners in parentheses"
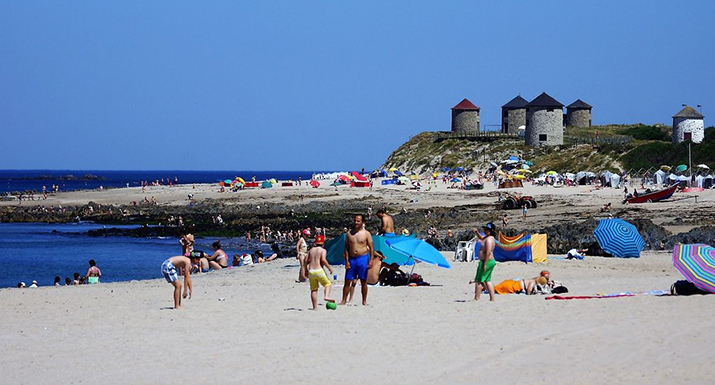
top-left (1, 1), bottom-right (713, 171)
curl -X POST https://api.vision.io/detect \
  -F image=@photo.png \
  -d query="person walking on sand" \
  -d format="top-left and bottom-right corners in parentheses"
top-left (340, 214), bottom-right (374, 306)
top-left (161, 255), bottom-right (193, 309)
top-left (83, 259), bottom-right (102, 284)
top-left (470, 223), bottom-right (496, 301)
top-left (304, 235), bottom-right (335, 310)
top-left (296, 229), bottom-right (310, 282)
top-left (376, 208), bottom-right (395, 236)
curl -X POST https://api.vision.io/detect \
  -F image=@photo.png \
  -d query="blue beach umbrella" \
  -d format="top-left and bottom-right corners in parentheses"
top-left (593, 218), bottom-right (646, 258)
top-left (325, 234), bottom-right (416, 266)
top-left (441, 167), bottom-right (451, 172)
top-left (450, 178), bottom-right (461, 183)
top-left (393, 170), bottom-right (404, 176)
top-left (453, 167), bottom-right (464, 172)
top-left (508, 155), bottom-right (519, 161)
top-left (385, 237), bottom-right (451, 269)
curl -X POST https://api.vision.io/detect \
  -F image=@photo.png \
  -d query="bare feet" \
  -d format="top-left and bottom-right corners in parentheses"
top-left (325, 298), bottom-right (335, 303)
top-left (338, 301), bottom-right (346, 305)
top-left (175, 306), bottom-right (183, 309)
top-left (362, 301), bottom-right (368, 306)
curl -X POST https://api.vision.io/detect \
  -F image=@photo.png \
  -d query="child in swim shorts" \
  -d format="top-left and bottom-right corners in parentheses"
top-left (305, 235), bottom-right (335, 310)
top-left (161, 256), bottom-right (193, 309)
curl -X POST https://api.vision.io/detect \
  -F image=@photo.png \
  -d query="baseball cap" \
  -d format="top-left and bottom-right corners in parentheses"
top-left (483, 222), bottom-right (496, 232)
top-left (302, 228), bottom-right (311, 236)
top-left (315, 235), bottom-right (325, 245)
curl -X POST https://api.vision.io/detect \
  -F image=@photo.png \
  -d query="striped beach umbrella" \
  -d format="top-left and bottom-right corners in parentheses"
top-left (593, 218), bottom-right (646, 258)
top-left (672, 244), bottom-right (715, 294)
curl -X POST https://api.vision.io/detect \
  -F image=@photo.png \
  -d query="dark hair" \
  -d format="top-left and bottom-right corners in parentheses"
top-left (271, 243), bottom-right (280, 253)
top-left (212, 240), bottom-right (221, 249)
top-left (354, 214), bottom-right (365, 222)
top-left (74, 272), bottom-right (80, 280)
top-left (89, 259), bottom-right (96, 267)
top-left (255, 250), bottom-right (264, 258)
top-left (377, 208), bottom-right (386, 215)
top-left (65, 277), bottom-right (71, 285)
top-left (54, 276), bottom-right (61, 284)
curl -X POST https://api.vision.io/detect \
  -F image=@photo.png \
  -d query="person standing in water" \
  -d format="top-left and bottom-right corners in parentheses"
top-left (340, 214), bottom-right (374, 306)
top-left (83, 259), bottom-right (102, 284)
top-left (295, 229), bottom-right (310, 282)
top-left (470, 223), bottom-right (496, 301)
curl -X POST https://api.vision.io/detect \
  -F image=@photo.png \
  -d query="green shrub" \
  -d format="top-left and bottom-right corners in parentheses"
top-left (617, 125), bottom-right (669, 141)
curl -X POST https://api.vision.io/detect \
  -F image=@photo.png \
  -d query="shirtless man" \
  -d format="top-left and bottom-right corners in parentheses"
top-left (304, 235), bottom-right (335, 310)
top-left (161, 255), bottom-right (193, 309)
top-left (376, 209), bottom-right (395, 236)
top-left (340, 214), bottom-right (374, 306)
top-left (471, 222), bottom-right (496, 301)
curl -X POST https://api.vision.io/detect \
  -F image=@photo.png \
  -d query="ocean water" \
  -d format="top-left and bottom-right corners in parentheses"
top-left (0, 170), bottom-right (324, 194)
top-left (0, 222), bottom-right (274, 289)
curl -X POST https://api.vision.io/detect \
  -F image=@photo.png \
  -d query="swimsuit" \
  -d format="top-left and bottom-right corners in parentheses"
top-left (161, 259), bottom-right (179, 283)
top-left (87, 276), bottom-right (99, 284)
top-left (346, 254), bottom-right (369, 281)
top-left (475, 258), bottom-right (496, 282)
top-left (308, 268), bottom-right (332, 291)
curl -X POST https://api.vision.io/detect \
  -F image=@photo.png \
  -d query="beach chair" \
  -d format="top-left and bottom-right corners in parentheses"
top-left (454, 240), bottom-right (476, 262)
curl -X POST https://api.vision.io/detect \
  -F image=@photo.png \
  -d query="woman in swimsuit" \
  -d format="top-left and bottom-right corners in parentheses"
top-left (206, 240), bottom-right (228, 270)
top-left (296, 229), bottom-right (310, 282)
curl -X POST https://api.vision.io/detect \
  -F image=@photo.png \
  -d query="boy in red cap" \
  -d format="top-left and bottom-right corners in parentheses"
top-left (304, 234), bottom-right (335, 310)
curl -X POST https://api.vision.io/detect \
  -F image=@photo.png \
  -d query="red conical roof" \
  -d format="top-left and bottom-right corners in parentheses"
top-left (451, 98), bottom-right (480, 111)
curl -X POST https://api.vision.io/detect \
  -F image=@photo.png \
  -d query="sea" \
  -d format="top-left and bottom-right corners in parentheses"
top-left (0, 222), bottom-right (275, 289)
top-left (0, 169), bottom-right (322, 194)
top-left (0, 170), bottom-right (328, 289)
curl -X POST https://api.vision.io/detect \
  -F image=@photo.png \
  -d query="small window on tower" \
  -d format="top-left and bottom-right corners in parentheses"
top-left (539, 134), bottom-right (547, 141)
top-left (684, 132), bottom-right (692, 141)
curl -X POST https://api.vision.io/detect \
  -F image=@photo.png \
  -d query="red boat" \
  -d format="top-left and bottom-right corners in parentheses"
top-left (626, 185), bottom-right (677, 204)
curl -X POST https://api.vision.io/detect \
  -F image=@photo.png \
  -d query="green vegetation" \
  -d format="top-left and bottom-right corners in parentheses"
top-left (617, 125), bottom-right (670, 141)
top-left (621, 127), bottom-right (715, 170)
top-left (381, 126), bottom-right (715, 174)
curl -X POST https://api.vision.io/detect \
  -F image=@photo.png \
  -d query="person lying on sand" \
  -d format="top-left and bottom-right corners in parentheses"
top-left (494, 276), bottom-right (549, 295)
top-left (161, 255), bottom-right (192, 309)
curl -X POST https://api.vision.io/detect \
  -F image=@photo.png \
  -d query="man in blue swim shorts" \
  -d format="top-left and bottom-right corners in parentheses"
top-left (340, 214), bottom-right (374, 306)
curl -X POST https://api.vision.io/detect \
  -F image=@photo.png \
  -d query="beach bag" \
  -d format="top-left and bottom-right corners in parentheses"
top-left (672, 280), bottom-right (708, 296)
top-left (552, 286), bottom-right (568, 294)
top-left (383, 270), bottom-right (409, 286)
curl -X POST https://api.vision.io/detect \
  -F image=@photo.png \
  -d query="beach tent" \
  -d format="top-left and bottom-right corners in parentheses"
top-left (261, 180), bottom-right (273, 188)
top-left (351, 171), bottom-right (367, 181)
top-left (472, 232), bottom-right (548, 263)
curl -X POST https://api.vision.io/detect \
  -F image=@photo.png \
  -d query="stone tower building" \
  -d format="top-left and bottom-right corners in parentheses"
top-left (501, 95), bottom-right (528, 134)
top-left (451, 98), bottom-right (480, 132)
top-left (525, 92), bottom-right (564, 146)
top-left (566, 99), bottom-right (592, 127)
top-left (672, 106), bottom-right (705, 144)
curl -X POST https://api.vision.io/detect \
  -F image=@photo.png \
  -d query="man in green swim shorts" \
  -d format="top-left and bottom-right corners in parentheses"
top-left (471, 222), bottom-right (496, 301)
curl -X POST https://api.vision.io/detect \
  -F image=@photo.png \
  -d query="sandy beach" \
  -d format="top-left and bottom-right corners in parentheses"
top-left (1, 250), bottom-right (713, 384)
top-left (2, 181), bottom-right (714, 384)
